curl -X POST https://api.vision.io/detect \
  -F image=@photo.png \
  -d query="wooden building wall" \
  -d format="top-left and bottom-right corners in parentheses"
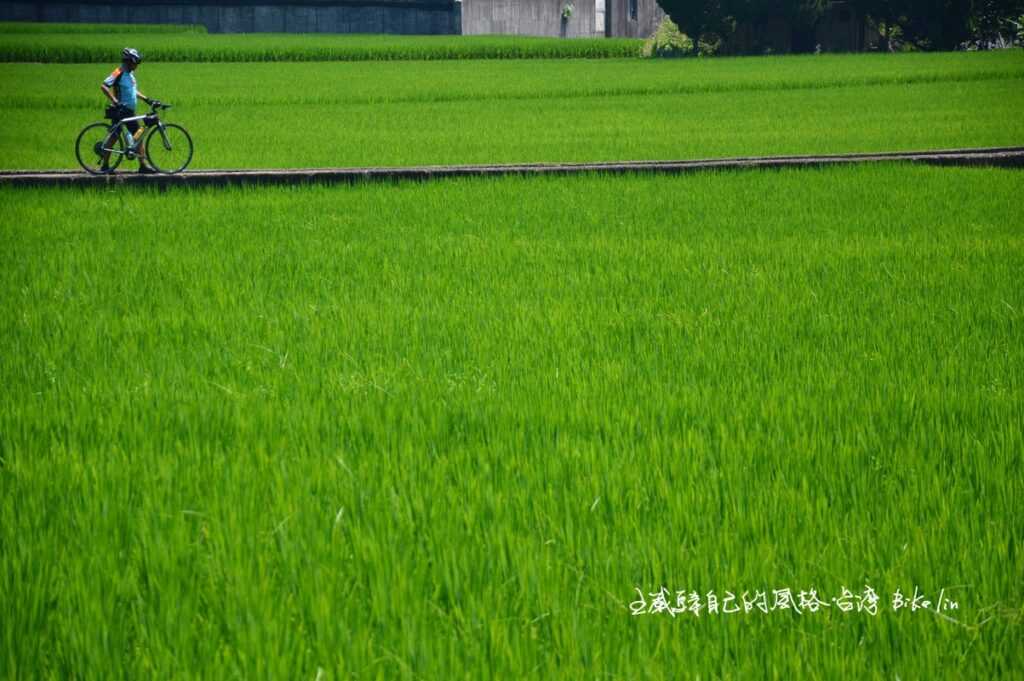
top-left (604, 0), bottom-right (664, 38)
top-left (460, 0), bottom-right (596, 38)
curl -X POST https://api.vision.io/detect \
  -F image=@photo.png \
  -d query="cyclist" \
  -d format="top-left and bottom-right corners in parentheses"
top-left (100, 47), bottom-right (157, 173)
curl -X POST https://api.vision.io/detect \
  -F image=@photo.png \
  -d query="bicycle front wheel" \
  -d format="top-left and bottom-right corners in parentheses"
top-left (75, 123), bottom-right (124, 175)
top-left (145, 123), bottom-right (193, 174)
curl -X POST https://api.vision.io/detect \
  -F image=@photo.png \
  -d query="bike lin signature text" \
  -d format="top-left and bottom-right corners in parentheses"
top-left (630, 585), bottom-right (960, 617)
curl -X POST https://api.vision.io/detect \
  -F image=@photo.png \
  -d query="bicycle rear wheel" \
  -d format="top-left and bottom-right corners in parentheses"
top-left (145, 123), bottom-right (193, 174)
top-left (76, 123), bottom-right (124, 175)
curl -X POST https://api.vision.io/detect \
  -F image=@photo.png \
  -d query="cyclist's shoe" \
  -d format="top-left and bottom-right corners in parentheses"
top-left (137, 163), bottom-right (157, 175)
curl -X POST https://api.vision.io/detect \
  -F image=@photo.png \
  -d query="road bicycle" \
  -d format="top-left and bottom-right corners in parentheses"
top-left (75, 102), bottom-right (193, 175)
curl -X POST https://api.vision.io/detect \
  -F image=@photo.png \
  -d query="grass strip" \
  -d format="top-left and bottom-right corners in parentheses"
top-left (0, 31), bottom-right (643, 62)
top-left (1, 51), bottom-right (1022, 110)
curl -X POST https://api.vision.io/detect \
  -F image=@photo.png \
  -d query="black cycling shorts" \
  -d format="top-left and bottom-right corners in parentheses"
top-left (113, 107), bottom-right (140, 135)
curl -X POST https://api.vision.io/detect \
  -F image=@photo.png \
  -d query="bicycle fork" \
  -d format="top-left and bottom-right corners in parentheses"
top-left (151, 123), bottom-right (175, 152)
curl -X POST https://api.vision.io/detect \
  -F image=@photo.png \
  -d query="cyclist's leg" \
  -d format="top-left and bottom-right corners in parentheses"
top-left (100, 122), bottom-right (120, 170)
top-left (124, 120), bottom-right (140, 149)
top-left (124, 119), bottom-right (151, 167)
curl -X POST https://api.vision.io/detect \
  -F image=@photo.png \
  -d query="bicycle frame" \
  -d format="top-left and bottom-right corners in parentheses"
top-left (79, 100), bottom-right (188, 175)
top-left (77, 99), bottom-right (191, 175)
top-left (100, 111), bottom-right (173, 159)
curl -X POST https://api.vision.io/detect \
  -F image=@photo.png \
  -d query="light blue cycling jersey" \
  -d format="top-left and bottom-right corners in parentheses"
top-left (103, 67), bottom-right (137, 111)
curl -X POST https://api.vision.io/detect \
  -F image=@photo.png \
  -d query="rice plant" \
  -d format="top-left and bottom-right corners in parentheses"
top-left (2, 50), bottom-right (1020, 110)
top-left (0, 68), bottom-right (1019, 170)
top-left (0, 31), bottom-right (643, 63)
top-left (1, 166), bottom-right (1021, 678)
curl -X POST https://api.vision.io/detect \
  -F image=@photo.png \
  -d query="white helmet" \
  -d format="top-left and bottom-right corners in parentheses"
top-left (122, 47), bottom-right (142, 65)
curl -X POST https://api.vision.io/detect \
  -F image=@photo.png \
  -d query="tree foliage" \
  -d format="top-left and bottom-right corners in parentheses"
top-left (651, 0), bottom-right (735, 51)
top-left (655, 0), bottom-right (1024, 51)
top-left (655, 0), bottom-right (828, 36)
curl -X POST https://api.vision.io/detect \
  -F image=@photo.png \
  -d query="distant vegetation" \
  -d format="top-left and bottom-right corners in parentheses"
top-left (642, 17), bottom-right (695, 57)
top-left (0, 28), bottom-right (643, 62)
top-left (656, 0), bottom-right (1024, 53)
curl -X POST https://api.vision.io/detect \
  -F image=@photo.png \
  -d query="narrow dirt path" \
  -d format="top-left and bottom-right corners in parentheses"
top-left (3, 147), bottom-right (1022, 188)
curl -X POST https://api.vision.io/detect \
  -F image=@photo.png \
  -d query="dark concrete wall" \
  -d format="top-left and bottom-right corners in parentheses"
top-left (0, 1), bottom-right (461, 34)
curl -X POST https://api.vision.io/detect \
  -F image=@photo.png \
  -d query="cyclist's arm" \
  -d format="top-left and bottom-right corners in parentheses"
top-left (100, 84), bottom-right (118, 105)
top-left (138, 92), bottom-right (151, 105)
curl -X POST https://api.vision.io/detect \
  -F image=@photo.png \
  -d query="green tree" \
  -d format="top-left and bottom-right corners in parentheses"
top-left (731, 0), bottom-right (828, 25)
top-left (653, 0), bottom-right (738, 52)
top-left (732, 0), bottom-right (829, 51)
top-left (970, 0), bottom-right (1024, 45)
top-left (655, 0), bottom-right (829, 53)
top-left (850, 0), bottom-right (975, 50)
top-left (657, 0), bottom-right (1023, 52)
top-left (848, 0), bottom-right (911, 50)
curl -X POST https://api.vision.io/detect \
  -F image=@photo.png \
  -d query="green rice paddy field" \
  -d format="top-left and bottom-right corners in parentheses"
top-left (0, 50), bottom-right (1023, 170)
top-left (2, 165), bottom-right (1023, 678)
top-left (1, 30), bottom-right (1023, 679)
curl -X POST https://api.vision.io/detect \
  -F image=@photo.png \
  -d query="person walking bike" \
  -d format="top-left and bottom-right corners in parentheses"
top-left (100, 47), bottom-right (156, 173)
top-left (75, 47), bottom-right (193, 175)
